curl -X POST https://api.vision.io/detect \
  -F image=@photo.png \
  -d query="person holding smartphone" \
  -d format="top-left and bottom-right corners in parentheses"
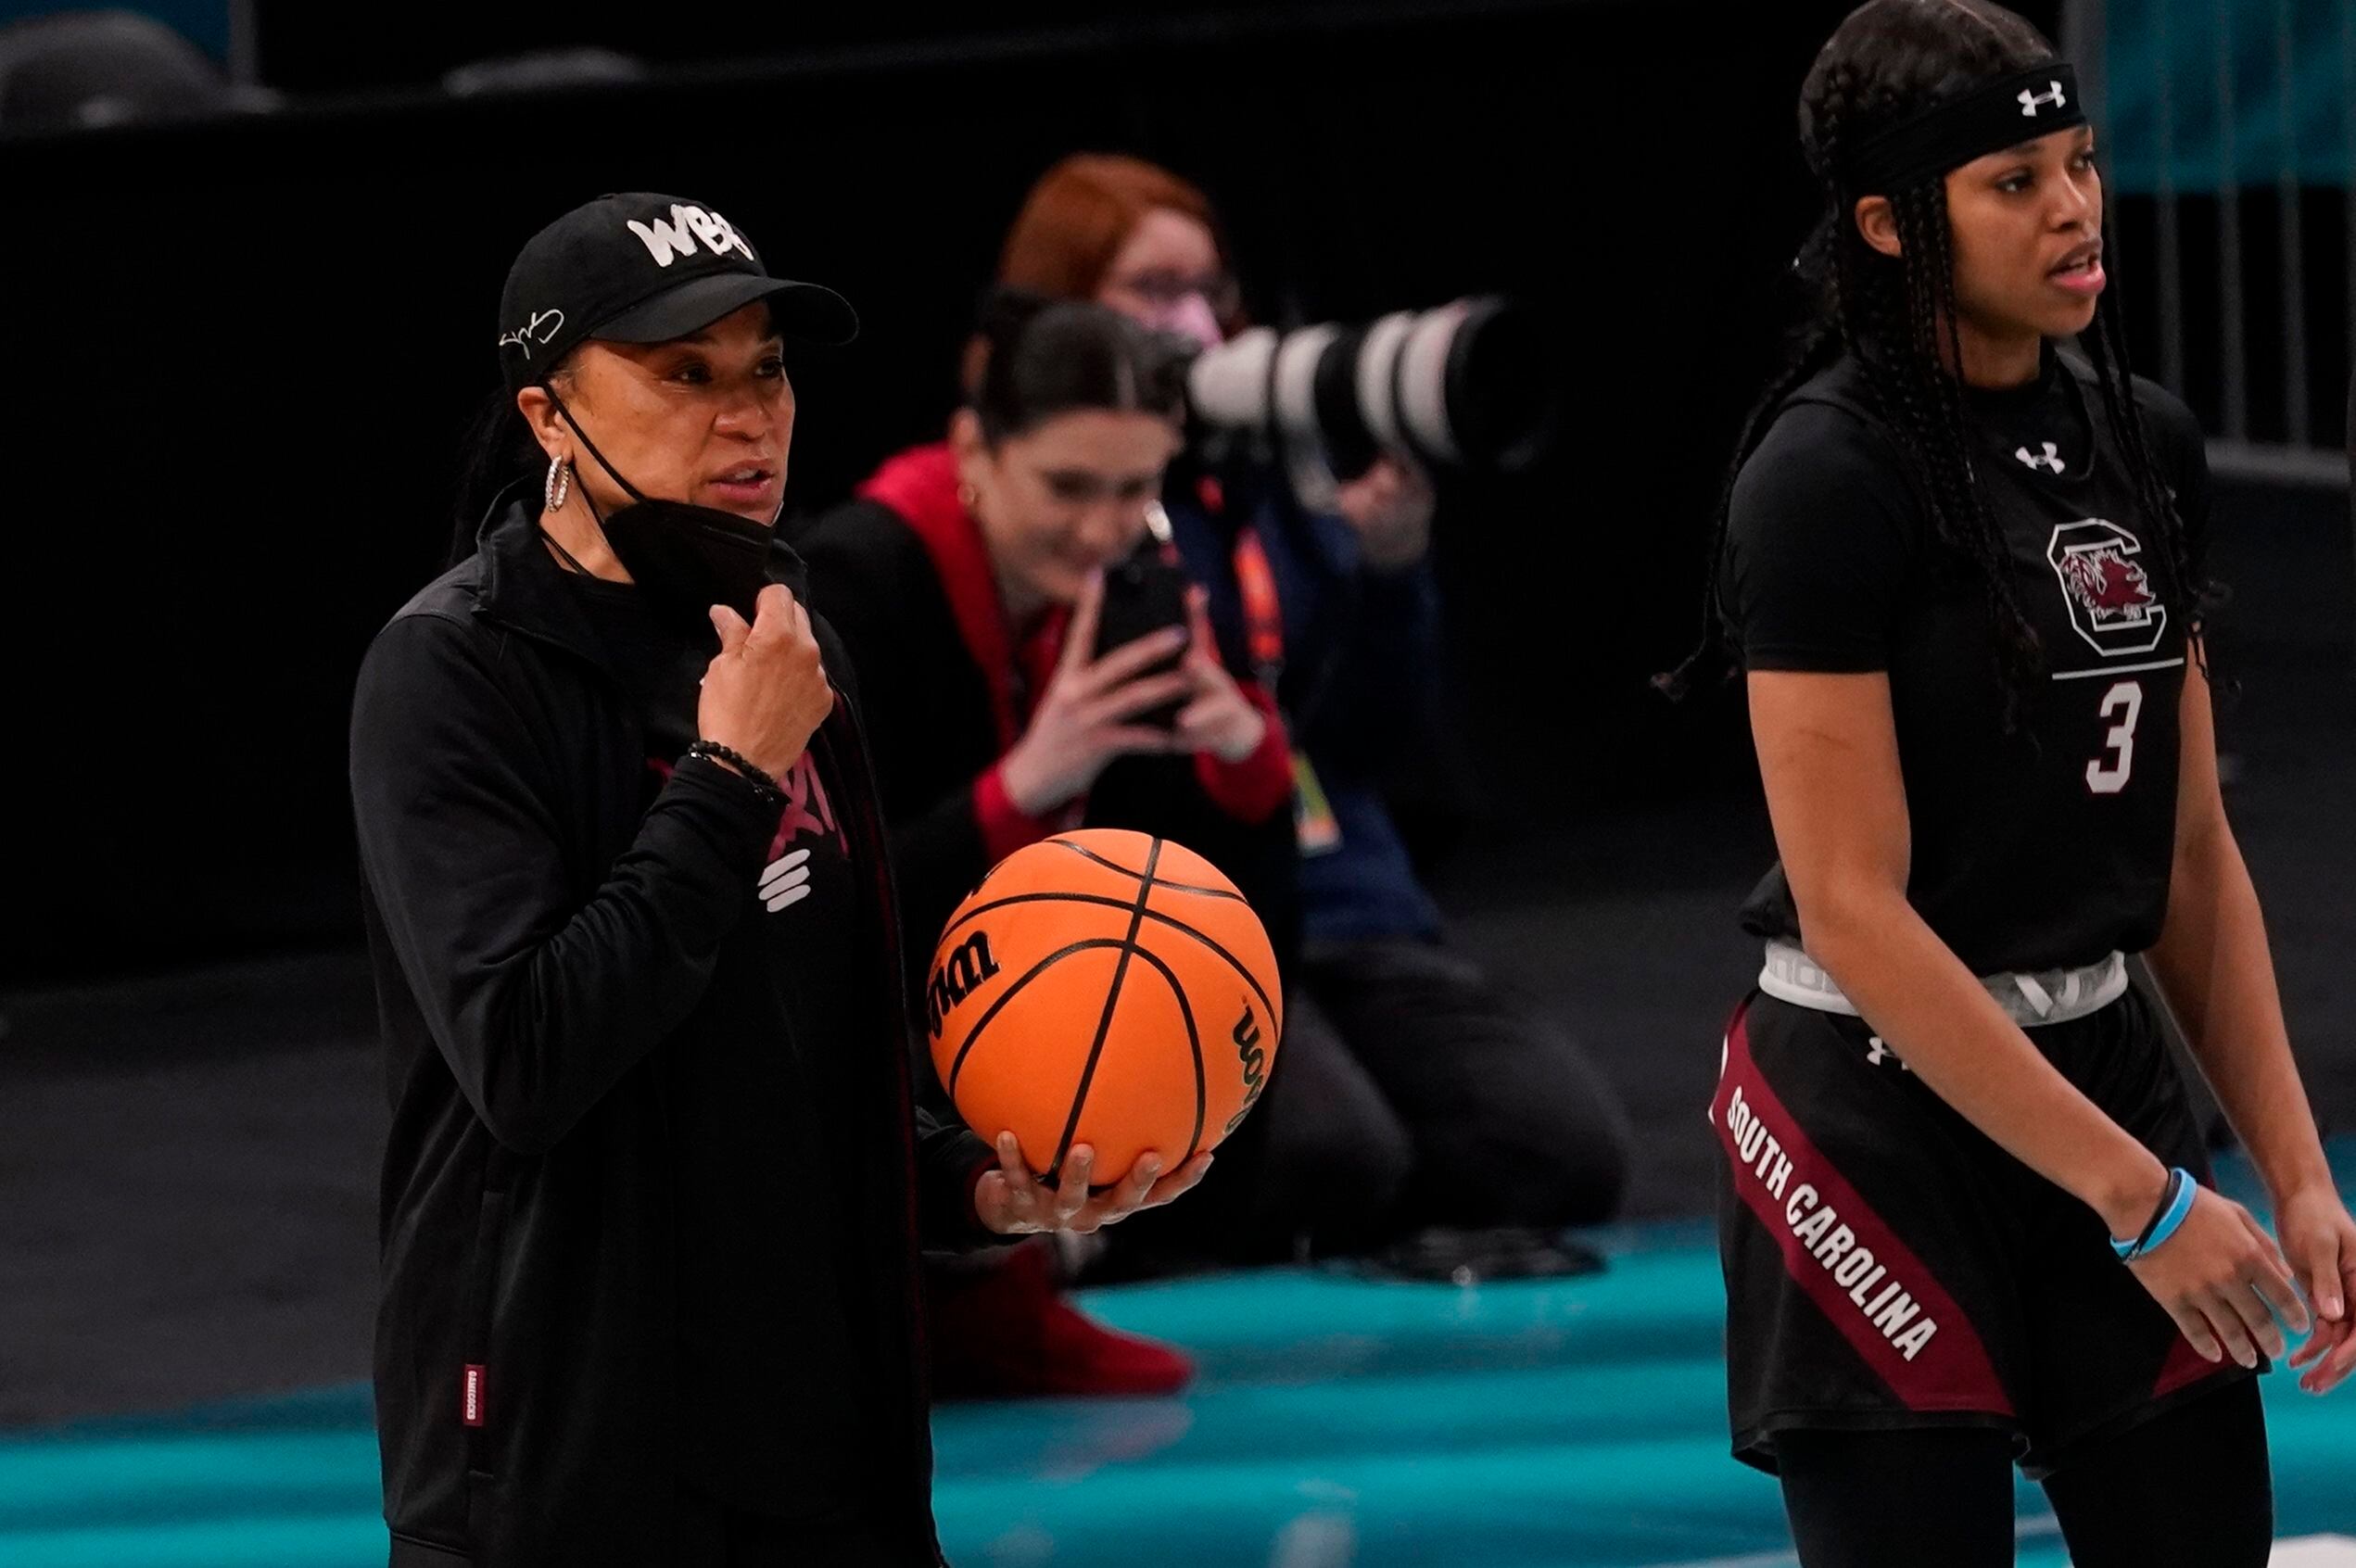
top-left (993, 154), bottom-right (1635, 1263)
top-left (797, 295), bottom-right (1300, 1397)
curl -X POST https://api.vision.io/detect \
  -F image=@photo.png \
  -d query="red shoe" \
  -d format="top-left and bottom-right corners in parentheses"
top-left (927, 1240), bottom-right (1194, 1401)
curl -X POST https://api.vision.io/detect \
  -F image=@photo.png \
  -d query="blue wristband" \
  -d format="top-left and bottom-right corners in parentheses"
top-left (2112, 1168), bottom-right (2198, 1261)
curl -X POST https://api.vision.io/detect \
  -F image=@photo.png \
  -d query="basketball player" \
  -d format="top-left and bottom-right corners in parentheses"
top-left (1680, 6), bottom-right (2356, 1563)
top-left (351, 194), bottom-right (1202, 1566)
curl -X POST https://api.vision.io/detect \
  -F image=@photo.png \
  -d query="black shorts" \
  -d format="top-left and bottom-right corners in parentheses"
top-left (1711, 984), bottom-right (2253, 1479)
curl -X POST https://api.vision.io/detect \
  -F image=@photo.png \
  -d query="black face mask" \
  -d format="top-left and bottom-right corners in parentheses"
top-left (551, 394), bottom-right (792, 628)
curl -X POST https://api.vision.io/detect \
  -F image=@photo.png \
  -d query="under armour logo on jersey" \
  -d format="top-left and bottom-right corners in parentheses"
top-left (2019, 81), bottom-right (2067, 116)
top-left (759, 849), bottom-right (813, 912)
top-left (2015, 441), bottom-right (2063, 474)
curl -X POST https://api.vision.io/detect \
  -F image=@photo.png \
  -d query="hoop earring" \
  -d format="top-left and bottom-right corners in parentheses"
top-left (544, 455), bottom-right (573, 512)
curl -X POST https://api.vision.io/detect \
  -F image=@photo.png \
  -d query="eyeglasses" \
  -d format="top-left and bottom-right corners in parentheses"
top-left (1106, 268), bottom-right (1240, 317)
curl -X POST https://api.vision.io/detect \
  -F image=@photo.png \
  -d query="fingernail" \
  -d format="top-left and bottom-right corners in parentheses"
top-left (2327, 1296), bottom-right (2345, 1319)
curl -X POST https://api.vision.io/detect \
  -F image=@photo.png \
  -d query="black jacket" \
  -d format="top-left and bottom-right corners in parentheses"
top-left (349, 496), bottom-right (994, 1567)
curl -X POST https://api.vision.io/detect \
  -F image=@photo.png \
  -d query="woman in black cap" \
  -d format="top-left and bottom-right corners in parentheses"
top-left (350, 192), bottom-right (1206, 1568)
top-left (1670, 5), bottom-right (2356, 1564)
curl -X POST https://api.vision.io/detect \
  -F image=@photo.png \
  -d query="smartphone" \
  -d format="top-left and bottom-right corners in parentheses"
top-left (1093, 537), bottom-right (1193, 729)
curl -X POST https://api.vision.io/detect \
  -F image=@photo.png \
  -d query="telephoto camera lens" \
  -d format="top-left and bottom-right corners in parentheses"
top-left (1180, 296), bottom-right (1555, 495)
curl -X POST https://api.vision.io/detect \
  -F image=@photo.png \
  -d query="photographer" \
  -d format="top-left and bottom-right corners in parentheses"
top-left (998, 155), bottom-right (1635, 1256)
top-left (797, 297), bottom-right (1308, 1395)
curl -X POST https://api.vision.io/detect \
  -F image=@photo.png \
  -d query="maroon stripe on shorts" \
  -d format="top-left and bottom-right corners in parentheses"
top-left (1714, 1006), bottom-right (2013, 1415)
top-left (2152, 1330), bottom-right (2219, 1398)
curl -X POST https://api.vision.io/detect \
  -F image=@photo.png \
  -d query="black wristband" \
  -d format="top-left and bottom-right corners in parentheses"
top-left (2129, 1168), bottom-right (2185, 1255)
top-left (686, 740), bottom-right (782, 803)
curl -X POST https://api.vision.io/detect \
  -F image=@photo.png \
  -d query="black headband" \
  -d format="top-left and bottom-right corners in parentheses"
top-left (1840, 61), bottom-right (2086, 196)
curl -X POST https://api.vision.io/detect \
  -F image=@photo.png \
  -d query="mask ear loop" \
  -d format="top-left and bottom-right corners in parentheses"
top-left (546, 389), bottom-right (651, 524)
top-left (545, 386), bottom-right (790, 528)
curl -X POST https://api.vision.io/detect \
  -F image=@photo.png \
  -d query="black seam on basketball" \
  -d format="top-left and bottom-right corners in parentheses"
top-left (1120, 944), bottom-right (1207, 1166)
top-left (939, 891), bottom-right (1276, 1021)
top-left (944, 939), bottom-right (1131, 1094)
top-left (1050, 838), bottom-right (1164, 1181)
top-left (1050, 838), bottom-right (1247, 902)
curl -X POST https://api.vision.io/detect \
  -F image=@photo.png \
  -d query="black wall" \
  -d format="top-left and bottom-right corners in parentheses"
top-left (3, 1), bottom-right (1994, 980)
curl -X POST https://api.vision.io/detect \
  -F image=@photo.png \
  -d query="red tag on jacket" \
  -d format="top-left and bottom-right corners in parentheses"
top-left (462, 1364), bottom-right (487, 1428)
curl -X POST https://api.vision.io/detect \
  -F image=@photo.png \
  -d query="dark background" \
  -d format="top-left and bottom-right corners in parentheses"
top-left (5, 0), bottom-right (2008, 982)
top-left (15, 0), bottom-right (2356, 1435)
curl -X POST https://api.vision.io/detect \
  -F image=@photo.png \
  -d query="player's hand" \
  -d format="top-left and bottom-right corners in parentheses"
top-left (700, 584), bottom-right (833, 779)
top-left (1170, 588), bottom-right (1269, 765)
top-left (1331, 451), bottom-right (1434, 569)
top-left (2124, 1186), bottom-right (2308, 1370)
top-left (973, 1133), bottom-right (1213, 1236)
top-left (998, 570), bottom-right (1190, 816)
top-left (2276, 1182), bottom-right (2356, 1394)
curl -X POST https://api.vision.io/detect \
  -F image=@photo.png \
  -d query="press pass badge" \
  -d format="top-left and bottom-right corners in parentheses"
top-left (1291, 750), bottom-right (1342, 855)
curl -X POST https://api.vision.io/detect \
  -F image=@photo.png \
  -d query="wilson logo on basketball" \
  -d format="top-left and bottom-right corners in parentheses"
top-left (1223, 1001), bottom-right (1268, 1137)
top-left (926, 828), bottom-right (1285, 1183)
top-left (925, 931), bottom-right (1000, 1040)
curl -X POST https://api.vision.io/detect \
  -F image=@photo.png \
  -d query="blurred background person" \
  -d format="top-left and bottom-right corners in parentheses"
top-left (994, 154), bottom-right (1635, 1268)
top-left (797, 296), bottom-right (1303, 1397)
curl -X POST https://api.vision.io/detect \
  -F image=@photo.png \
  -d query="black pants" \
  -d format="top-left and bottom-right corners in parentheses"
top-left (673, 1480), bottom-right (929, 1567)
top-left (1228, 937), bottom-right (1632, 1256)
top-left (1778, 1373), bottom-right (2274, 1567)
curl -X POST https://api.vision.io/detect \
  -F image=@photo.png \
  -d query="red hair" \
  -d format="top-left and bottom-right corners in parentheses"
top-left (995, 153), bottom-right (1227, 300)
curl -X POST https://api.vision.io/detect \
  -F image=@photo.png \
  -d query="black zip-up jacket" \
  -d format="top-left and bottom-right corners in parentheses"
top-left (350, 495), bottom-right (994, 1567)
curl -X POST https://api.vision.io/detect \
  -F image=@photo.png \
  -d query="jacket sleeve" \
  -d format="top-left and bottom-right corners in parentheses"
top-left (349, 612), bottom-right (776, 1156)
top-left (914, 1104), bottom-right (1005, 1248)
top-left (1192, 681), bottom-right (1293, 824)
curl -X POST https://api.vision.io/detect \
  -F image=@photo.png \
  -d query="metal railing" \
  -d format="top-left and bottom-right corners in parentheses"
top-left (2065, 0), bottom-right (2354, 488)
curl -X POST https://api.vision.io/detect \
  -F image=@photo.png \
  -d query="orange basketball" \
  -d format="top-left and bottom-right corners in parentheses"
top-left (926, 828), bottom-right (1284, 1184)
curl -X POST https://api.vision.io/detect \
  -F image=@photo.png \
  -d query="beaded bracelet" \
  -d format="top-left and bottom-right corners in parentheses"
top-left (2111, 1167), bottom-right (2198, 1261)
top-left (685, 740), bottom-right (782, 804)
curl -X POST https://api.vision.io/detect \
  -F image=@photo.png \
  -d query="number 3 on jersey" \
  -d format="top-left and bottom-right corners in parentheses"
top-left (2084, 680), bottom-right (2143, 794)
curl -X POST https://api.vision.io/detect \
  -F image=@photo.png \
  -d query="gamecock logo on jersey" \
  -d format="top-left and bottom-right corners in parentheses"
top-left (2046, 519), bottom-right (2166, 656)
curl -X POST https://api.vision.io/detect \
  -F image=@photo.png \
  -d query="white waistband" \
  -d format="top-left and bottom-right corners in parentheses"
top-left (1759, 940), bottom-right (2130, 1030)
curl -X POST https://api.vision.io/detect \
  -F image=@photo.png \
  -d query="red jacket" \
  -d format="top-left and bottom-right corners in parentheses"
top-left (796, 441), bottom-right (1302, 980)
top-left (855, 441), bottom-right (1293, 862)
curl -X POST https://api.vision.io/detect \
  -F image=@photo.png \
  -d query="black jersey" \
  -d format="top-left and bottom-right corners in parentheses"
top-left (1723, 349), bottom-right (2212, 975)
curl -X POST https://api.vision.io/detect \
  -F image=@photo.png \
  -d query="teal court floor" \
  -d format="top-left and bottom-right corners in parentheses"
top-left (5, 1143), bottom-right (2352, 1567)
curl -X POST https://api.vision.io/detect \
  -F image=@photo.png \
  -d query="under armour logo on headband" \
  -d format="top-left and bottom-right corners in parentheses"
top-left (1840, 60), bottom-right (2086, 196)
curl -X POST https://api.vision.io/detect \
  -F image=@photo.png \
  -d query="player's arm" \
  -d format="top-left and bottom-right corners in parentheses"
top-left (2144, 651), bottom-right (2356, 1389)
top-left (1750, 669), bottom-right (2166, 1227)
top-left (1749, 668), bottom-right (2303, 1367)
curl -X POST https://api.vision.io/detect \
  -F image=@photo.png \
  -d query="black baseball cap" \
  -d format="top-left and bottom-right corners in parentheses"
top-left (497, 192), bottom-right (858, 397)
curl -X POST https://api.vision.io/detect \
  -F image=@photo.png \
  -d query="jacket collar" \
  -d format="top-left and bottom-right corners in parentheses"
top-left (857, 442), bottom-right (1028, 748)
top-left (472, 479), bottom-right (619, 674)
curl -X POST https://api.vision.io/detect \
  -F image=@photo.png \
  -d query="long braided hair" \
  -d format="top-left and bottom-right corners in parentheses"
top-left (1661, 0), bottom-right (2206, 721)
